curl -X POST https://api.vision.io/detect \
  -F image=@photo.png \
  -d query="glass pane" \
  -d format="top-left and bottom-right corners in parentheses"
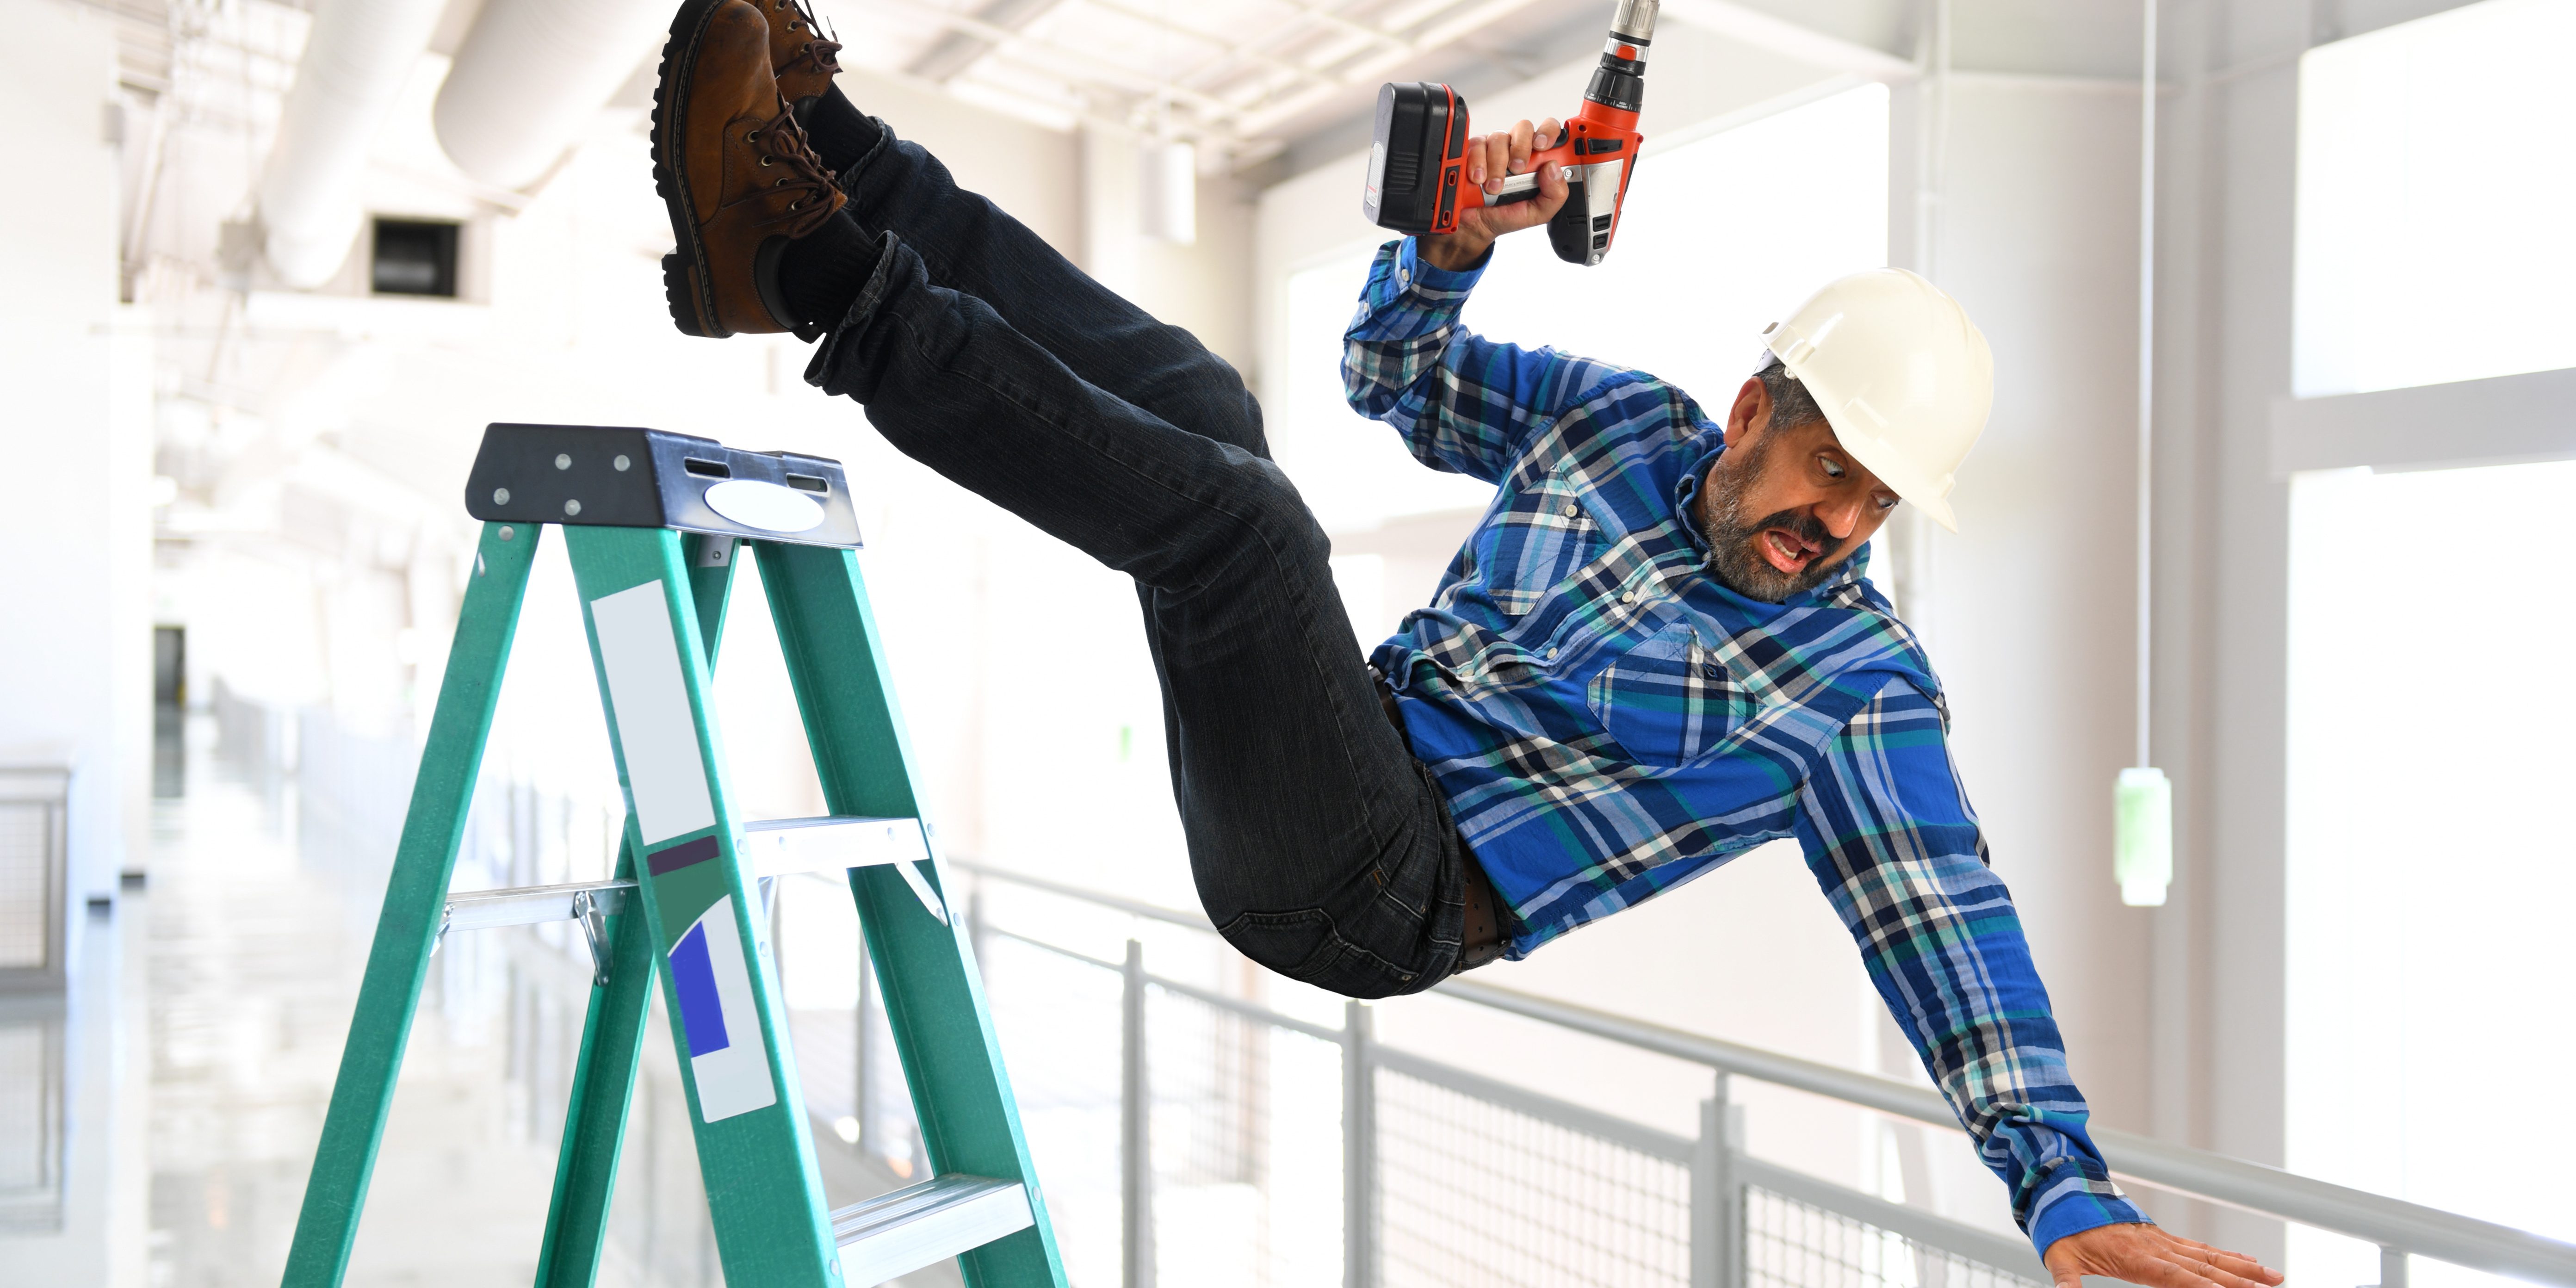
top-left (2284, 460), bottom-right (2576, 1288)
top-left (2293, 0), bottom-right (2576, 396)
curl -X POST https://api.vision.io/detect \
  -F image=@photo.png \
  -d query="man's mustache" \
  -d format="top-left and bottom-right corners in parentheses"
top-left (1738, 508), bottom-right (1838, 556)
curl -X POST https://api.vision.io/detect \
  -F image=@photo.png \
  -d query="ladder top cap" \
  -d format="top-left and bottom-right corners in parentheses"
top-left (464, 423), bottom-right (864, 549)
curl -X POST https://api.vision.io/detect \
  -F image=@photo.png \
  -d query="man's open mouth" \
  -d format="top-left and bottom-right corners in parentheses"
top-left (1759, 528), bottom-right (1821, 574)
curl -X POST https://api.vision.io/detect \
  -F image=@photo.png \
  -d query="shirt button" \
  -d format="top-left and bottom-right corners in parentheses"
top-left (1561, 502), bottom-right (1579, 518)
top-left (1620, 590), bottom-right (1636, 604)
top-left (1545, 647), bottom-right (1558, 661)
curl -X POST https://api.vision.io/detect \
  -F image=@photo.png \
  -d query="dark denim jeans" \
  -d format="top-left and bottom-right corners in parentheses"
top-left (799, 124), bottom-right (1468, 998)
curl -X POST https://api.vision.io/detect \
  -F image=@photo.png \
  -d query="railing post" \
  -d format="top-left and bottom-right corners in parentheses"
top-left (1122, 938), bottom-right (1154, 1288)
top-left (2379, 1246), bottom-right (2410, 1288)
top-left (1344, 999), bottom-right (1376, 1288)
top-left (1693, 1073), bottom-right (1745, 1288)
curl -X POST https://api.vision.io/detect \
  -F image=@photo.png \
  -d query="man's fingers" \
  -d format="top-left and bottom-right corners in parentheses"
top-left (2186, 1257), bottom-right (2278, 1288)
top-left (2204, 1248), bottom-right (2280, 1283)
top-left (2158, 1231), bottom-right (2280, 1284)
top-left (1508, 118), bottom-right (1535, 173)
top-left (1537, 159), bottom-right (1567, 199)
top-left (2143, 1253), bottom-right (2234, 1288)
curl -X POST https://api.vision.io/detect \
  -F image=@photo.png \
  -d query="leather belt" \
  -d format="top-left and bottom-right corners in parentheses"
top-left (1368, 667), bottom-right (1507, 972)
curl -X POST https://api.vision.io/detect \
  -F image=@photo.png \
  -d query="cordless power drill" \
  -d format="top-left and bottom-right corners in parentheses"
top-left (1362, 0), bottom-right (1657, 266)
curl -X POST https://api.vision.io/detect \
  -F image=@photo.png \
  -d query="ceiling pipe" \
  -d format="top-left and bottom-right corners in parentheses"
top-left (433, 0), bottom-right (670, 190)
top-left (255, 0), bottom-right (450, 288)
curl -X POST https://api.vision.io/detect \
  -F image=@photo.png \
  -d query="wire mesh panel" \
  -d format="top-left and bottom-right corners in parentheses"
top-left (980, 932), bottom-right (1127, 1287)
top-left (1146, 984), bottom-right (1345, 1288)
top-left (1376, 1065), bottom-right (1692, 1287)
top-left (1745, 1185), bottom-right (2046, 1288)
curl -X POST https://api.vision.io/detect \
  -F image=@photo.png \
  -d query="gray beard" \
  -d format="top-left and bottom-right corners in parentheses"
top-left (1696, 437), bottom-right (1853, 603)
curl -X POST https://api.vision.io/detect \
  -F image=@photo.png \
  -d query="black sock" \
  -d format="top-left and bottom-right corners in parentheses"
top-left (777, 210), bottom-right (883, 334)
top-left (797, 84), bottom-right (884, 176)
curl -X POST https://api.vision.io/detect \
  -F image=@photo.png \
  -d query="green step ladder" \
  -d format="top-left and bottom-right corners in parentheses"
top-left (280, 423), bottom-right (1068, 1288)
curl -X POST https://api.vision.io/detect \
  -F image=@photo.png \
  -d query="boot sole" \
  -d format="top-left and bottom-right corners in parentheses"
top-left (652, 0), bottom-right (732, 339)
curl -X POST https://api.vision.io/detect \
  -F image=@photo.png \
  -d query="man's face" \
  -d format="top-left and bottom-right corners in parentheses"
top-left (1697, 378), bottom-right (1902, 602)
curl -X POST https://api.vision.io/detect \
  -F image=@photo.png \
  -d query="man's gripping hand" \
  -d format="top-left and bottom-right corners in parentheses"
top-left (2045, 1222), bottom-right (2284, 1288)
top-left (1417, 118), bottom-right (1572, 272)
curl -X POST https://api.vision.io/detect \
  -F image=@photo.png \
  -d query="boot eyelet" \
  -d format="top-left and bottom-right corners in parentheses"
top-left (760, 156), bottom-right (773, 166)
top-left (788, 200), bottom-right (801, 211)
top-left (746, 130), bottom-right (759, 142)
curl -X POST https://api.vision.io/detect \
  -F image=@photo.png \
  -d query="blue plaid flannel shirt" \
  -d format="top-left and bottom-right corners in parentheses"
top-left (1344, 238), bottom-right (2146, 1255)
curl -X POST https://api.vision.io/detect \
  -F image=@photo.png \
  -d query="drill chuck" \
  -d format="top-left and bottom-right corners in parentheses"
top-left (1608, 0), bottom-right (1657, 42)
top-left (1586, 0), bottom-right (1656, 113)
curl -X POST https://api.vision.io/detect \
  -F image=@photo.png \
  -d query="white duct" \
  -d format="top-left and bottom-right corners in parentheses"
top-left (433, 0), bottom-right (674, 190)
top-left (256, 0), bottom-right (450, 288)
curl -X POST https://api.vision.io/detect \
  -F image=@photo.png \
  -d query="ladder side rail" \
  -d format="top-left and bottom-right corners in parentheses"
top-left (282, 522), bottom-right (545, 1288)
top-left (533, 531), bottom-right (744, 1288)
top-left (754, 540), bottom-right (1070, 1288)
top-left (563, 526), bottom-right (841, 1286)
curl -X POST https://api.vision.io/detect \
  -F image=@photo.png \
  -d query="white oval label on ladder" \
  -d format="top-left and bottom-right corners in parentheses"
top-left (703, 478), bottom-right (825, 533)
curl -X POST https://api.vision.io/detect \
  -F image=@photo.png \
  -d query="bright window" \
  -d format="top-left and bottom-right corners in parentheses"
top-left (1276, 83), bottom-right (1889, 532)
top-left (2293, 0), bottom-right (2576, 396)
top-left (2284, 460), bottom-right (2576, 1288)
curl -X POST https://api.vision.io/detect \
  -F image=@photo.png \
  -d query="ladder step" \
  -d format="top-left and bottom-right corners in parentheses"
top-left (830, 1174), bottom-right (1033, 1286)
top-left (738, 815), bottom-right (930, 879)
top-left (440, 817), bottom-right (924, 931)
top-left (443, 879), bottom-right (634, 932)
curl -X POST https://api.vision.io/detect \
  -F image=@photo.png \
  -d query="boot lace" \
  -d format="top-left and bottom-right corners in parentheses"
top-left (751, 103), bottom-right (844, 233)
top-left (774, 0), bottom-right (843, 75)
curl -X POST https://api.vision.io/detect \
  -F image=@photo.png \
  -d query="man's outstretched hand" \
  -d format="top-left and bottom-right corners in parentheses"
top-left (1417, 117), bottom-right (1572, 272)
top-left (2045, 1222), bottom-right (2284, 1288)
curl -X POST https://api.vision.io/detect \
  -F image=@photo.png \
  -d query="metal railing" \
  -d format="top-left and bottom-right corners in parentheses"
top-left (897, 861), bottom-right (2576, 1288)
top-left (225, 690), bottom-right (2576, 1288)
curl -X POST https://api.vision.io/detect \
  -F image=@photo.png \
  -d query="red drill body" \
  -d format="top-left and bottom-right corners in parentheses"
top-left (1361, 0), bottom-right (1658, 266)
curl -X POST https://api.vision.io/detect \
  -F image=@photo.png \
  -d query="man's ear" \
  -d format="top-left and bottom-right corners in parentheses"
top-left (1728, 377), bottom-right (1771, 445)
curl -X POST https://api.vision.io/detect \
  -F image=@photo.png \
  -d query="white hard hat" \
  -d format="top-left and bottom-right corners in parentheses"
top-left (1760, 268), bottom-right (1993, 532)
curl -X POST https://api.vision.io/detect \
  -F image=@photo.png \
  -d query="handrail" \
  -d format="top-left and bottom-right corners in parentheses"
top-left (952, 861), bottom-right (2576, 1285)
top-left (953, 860), bottom-right (1217, 932)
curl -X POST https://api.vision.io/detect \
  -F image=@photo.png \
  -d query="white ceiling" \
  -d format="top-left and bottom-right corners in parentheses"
top-left (810, 0), bottom-right (1597, 167)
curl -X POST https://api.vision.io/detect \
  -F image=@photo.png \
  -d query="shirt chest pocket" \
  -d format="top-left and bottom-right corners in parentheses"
top-left (1585, 623), bottom-right (1761, 768)
top-left (1484, 470), bottom-right (1603, 618)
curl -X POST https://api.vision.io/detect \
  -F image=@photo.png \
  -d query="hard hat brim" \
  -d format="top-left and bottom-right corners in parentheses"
top-left (1769, 352), bottom-right (1964, 534)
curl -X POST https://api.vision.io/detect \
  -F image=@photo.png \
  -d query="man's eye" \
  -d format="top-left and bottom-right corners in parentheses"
top-left (1819, 457), bottom-right (1845, 479)
top-left (1875, 495), bottom-right (1899, 511)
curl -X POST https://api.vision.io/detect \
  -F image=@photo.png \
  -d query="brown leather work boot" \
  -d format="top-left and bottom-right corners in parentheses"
top-left (756, 0), bottom-right (842, 116)
top-left (653, 0), bottom-right (846, 337)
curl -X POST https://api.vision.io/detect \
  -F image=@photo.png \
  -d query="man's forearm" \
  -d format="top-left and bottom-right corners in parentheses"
top-left (1417, 232), bottom-right (1492, 273)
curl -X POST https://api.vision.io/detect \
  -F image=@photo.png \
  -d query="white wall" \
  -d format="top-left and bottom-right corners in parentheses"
top-left (0, 0), bottom-right (149, 912)
top-left (0, 10), bottom-right (146, 1288)
top-left (1890, 75), bottom-right (2155, 1130)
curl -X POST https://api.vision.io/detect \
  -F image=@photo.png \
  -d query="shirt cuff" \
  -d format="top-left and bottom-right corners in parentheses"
top-left (1400, 235), bottom-right (1492, 292)
top-left (2027, 1182), bottom-right (2153, 1259)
